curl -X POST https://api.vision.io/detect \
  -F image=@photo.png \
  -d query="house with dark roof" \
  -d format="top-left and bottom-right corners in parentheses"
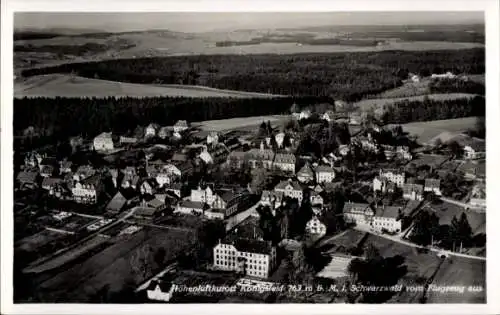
top-left (145, 123), bottom-right (160, 138)
top-left (106, 191), bottom-right (128, 214)
top-left (260, 190), bottom-right (284, 211)
top-left (372, 205), bottom-right (402, 233)
top-left (297, 163), bottom-right (314, 183)
top-left (246, 147), bottom-right (275, 169)
top-left (272, 153), bottom-right (296, 173)
top-left (403, 183), bottom-right (424, 201)
top-left (315, 165), bottom-right (335, 183)
top-left (424, 178), bottom-right (442, 196)
top-left (343, 202), bottom-right (373, 226)
top-left (175, 200), bottom-right (207, 216)
top-left (274, 179), bottom-right (303, 202)
top-left (173, 120), bottom-right (189, 133)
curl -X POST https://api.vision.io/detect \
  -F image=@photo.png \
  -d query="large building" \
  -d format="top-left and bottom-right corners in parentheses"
top-left (274, 179), bottom-right (303, 203)
top-left (379, 168), bottom-right (405, 187)
top-left (246, 147), bottom-right (275, 169)
top-left (315, 165), bottom-right (335, 183)
top-left (213, 217), bottom-right (278, 279)
top-left (372, 205), bottom-right (402, 233)
top-left (305, 216), bottom-right (327, 237)
top-left (93, 132), bottom-right (114, 152)
top-left (273, 153), bottom-right (296, 173)
top-left (343, 202), bottom-right (373, 227)
top-left (424, 178), bottom-right (442, 196)
top-left (71, 175), bottom-right (103, 204)
top-left (402, 183), bottom-right (424, 201)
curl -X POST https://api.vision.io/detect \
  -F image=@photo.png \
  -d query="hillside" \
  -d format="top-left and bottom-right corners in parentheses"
top-left (14, 74), bottom-right (283, 98)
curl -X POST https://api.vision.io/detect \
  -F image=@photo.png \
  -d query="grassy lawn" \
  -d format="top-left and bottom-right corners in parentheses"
top-left (193, 115), bottom-right (288, 132)
top-left (429, 202), bottom-right (486, 235)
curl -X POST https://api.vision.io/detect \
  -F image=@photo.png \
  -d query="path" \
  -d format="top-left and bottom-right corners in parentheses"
top-left (135, 262), bottom-right (178, 292)
top-left (353, 226), bottom-right (486, 261)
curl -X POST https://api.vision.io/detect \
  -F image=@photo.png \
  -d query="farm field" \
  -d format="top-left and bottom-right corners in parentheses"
top-left (35, 227), bottom-right (194, 302)
top-left (15, 229), bottom-right (68, 253)
top-left (426, 257), bottom-right (486, 303)
top-left (386, 116), bottom-right (481, 144)
top-left (15, 74), bottom-right (283, 98)
top-left (376, 78), bottom-right (432, 98)
top-left (193, 115), bottom-right (289, 132)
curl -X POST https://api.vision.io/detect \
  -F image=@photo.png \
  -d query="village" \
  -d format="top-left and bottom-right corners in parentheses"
top-left (14, 100), bottom-right (486, 303)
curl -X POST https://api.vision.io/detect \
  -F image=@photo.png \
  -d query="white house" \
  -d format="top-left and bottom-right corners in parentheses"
top-left (463, 141), bottom-right (486, 160)
top-left (424, 178), bottom-right (442, 196)
top-left (146, 280), bottom-right (175, 302)
top-left (338, 144), bottom-right (350, 156)
top-left (297, 164), bottom-right (314, 183)
top-left (72, 175), bottom-right (103, 204)
top-left (373, 176), bottom-right (395, 194)
top-left (145, 123), bottom-right (160, 138)
top-left (273, 153), bottom-right (296, 173)
top-left (299, 109), bottom-right (312, 120)
top-left (322, 110), bottom-right (336, 122)
top-left (207, 132), bottom-right (219, 146)
top-left (158, 127), bottom-right (171, 139)
top-left (173, 120), bottom-right (189, 133)
top-left (275, 132), bottom-right (286, 148)
top-left (315, 165), bottom-right (335, 183)
top-left (260, 190), bottom-right (284, 210)
top-left (402, 183), bottom-right (424, 201)
top-left (343, 202), bottom-right (373, 227)
top-left (310, 191), bottom-right (324, 207)
top-left (305, 216), bottom-right (327, 237)
top-left (191, 185), bottom-right (217, 204)
top-left (274, 179), bottom-right (303, 202)
top-left (469, 183), bottom-right (486, 209)
top-left (93, 132), bottom-right (114, 152)
top-left (380, 169), bottom-right (405, 187)
top-left (372, 205), bottom-right (402, 233)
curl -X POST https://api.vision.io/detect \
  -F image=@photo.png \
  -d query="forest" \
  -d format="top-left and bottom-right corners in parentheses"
top-left (429, 78), bottom-right (485, 95)
top-left (381, 96), bottom-right (485, 124)
top-left (14, 96), bottom-right (329, 140)
top-left (20, 48), bottom-right (484, 102)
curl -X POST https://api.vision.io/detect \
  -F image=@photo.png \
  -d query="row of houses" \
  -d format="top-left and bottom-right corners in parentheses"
top-left (373, 168), bottom-right (442, 201)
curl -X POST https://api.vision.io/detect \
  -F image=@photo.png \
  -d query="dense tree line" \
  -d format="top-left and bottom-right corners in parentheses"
top-left (14, 96), bottom-right (329, 141)
top-left (381, 96), bottom-right (485, 124)
top-left (429, 78), bottom-right (485, 95)
top-left (20, 49), bottom-right (484, 101)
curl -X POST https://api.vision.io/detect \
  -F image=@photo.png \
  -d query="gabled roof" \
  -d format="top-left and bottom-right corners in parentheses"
top-left (315, 165), bottom-right (334, 173)
top-left (297, 164), bottom-right (314, 177)
top-left (274, 153), bottom-right (296, 164)
top-left (424, 178), bottom-right (441, 189)
top-left (95, 132), bottom-right (112, 139)
top-left (403, 183), bottom-right (424, 195)
top-left (107, 192), bottom-right (127, 211)
top-left (275, 180), bottom-right (302, 191)
top-left (178, 200), bottom-right (206, 210)
top-left (343, 202), bottom-right (371, 214)
top-left (374, 205), bottom-right (401, 219)
top-left (174, 120), bottom-right (189, 127)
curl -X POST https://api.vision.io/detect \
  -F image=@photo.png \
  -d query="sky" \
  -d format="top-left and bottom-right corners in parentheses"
top-left (14, 12), bottom-right (484, 33)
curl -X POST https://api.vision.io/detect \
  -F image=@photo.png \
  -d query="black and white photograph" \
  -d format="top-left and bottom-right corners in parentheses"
top-left (1, 1), bottom-right (499, 314)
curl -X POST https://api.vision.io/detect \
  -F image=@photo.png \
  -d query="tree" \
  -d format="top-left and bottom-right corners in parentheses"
top-left (290, 103), bottom-right (300, 114)
top-left (447, 140), bottom-right (462, 157)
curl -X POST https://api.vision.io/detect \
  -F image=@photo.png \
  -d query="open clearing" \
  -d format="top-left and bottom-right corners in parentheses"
top-left (386, 117), bottom-right (481, 144)
top-left (14, 74), bottom-right (283, 98)
top-left (193, 115), bottom-right (289, 132)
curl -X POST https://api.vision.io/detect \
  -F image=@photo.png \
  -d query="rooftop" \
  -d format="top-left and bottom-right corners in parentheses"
top-left (374, 205), bottom-right (402, 219)
top-left (275, 179), bottom-right (302, 191)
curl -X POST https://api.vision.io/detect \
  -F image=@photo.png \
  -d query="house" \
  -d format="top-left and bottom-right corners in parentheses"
top-left (59, 160), bottom-right (73, 174)
top-left (260, 190), bottom-right (284, 210)
top-left (133, 199), bottom-right (166, 221)
top-left (357, 136), bottom-right (378, 152)
top-left (226, 151), bottom-right (247, 169)
top-left (158, 127), bottom-right (171, 139)
top-left (469, 183), bottom-right (486, 209)
top-left (315, 165), bottom-right (335, 183)
top-left (275, 132), bottom-right (286, 148)
top-left (211, 189), bottom-right (251, 219)
top-left (372, 205), bottom-right (402, 233)
top-left (379, 169), bottom-right (405, 187)
top-left (106, 191), bottom-right (128, 213)
top-left (72, 175), bottom-right (103, 204)
top-left (93, 132), bottom-right (114, 152)
top-left (322, 110), bottom-right (336, 122)
top-left (49, 183), bottom-right (71, 199)
top-left (145, 123), bottom-right (160, 138)
top-left (155, 171), bottom-right (172, 188)
top-left (24, 151), bottom-right (41, 168)
top-left (297, 163), bottom-right (314, 183)
top-left (299, 109), bottom-right (312, 120)
top-left (381, 145), bottom-right (396, 160)
top-left (373, 176), bottom-right (395, 194)
top-left (164, 162), bottom-right (193, 179)
top-left (397, 146), bottom-right (413, 160)
top-left (338, 144), bottom-right (350, 156)
top-left (140, 179), bottom-right (157, 195)
top-left (207, 132), bottom-right (219, 146)
top-left (402, 183), bottom-right (424, 201)
top-left (73, 165), bottom-right (96, 181)
top-left (246, 147), bottom-right (275, 169)
top-left (310, 191), bottom-right (324, 207)
top-left (173, 120), bottom-right (189, 133)
top-left (191, 185), bottom-right (217, 204)
top-left (121, 174), bottom-right (140, 190)
top-left (349, 113), bottom-right (362, 125)
top-left (273, 153), bottom-right (296, 173)
top-left (305, 216), bottom-right (327, 237)
top-left (463, 140), bottom-right (486, 160)
top-left (164, 183), bottom-right (182, 198)
top-left (343, 202), bottom-right (373, 227)
top-left (424, 178), bottom-right (442, 196)
top-left (40, 165), bottom-right (55, 178)
top-left (410, 74), bottom-right (420, 83)
top-left (274, 179), bottom-right (303, 202)
top-left (175, 200), bottom-right (207, 215)
top-left (146, 280), bottom-right (174, 302)
top-left (119, 136), bottom-right (138, 145)
top-left (69, 136), bottom-right (84, 152)
top-left (213, 218), bottom-right (278, 279)
top-left (16, 171), bottom-right (39, 189)
top-left (41, 177), bottom-right (63, 191)
top-left (199, 144), bottom-right (230, 165)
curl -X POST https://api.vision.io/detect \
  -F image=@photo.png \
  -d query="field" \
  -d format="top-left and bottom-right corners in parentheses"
top-left (426, 257), bottom-right (485, 303)
top-left (15, 74), bottom-right (282, 98)
top-left (35, 227), bottom-right (194, 302)
top-left (375, 78), bottom-right (432, 99)
top-left (386, 117), bottom-right (481, 144)
top-left (14, 28), bottom-right (484, 71)
top-left (193, 115), bottom-right (289, 132)
top-left (15, 229), bottom-right (68, 253)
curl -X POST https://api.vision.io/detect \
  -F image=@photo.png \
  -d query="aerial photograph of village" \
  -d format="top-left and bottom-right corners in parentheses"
top-left (12, 11), bottom-right (486, 304)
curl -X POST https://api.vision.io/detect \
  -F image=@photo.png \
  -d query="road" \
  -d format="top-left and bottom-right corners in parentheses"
top-left (135, 262), bottom-right (178, 292)
top-left (353, 226), bottom-right (486, 261)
